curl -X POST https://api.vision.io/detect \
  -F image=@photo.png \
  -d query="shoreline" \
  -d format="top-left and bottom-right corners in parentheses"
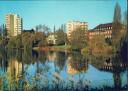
top-left (33, 45), bottom-right (72, 53)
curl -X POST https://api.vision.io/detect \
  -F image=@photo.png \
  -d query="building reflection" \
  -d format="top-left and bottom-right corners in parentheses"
top-left (94, 59), bottom-right (128, 90)
top-left (67, 53), bottom-right (88, 75)
top-left (0, 48), bottom-right (127, 90)
top-left (8, 59), bottom-right (22, 80)
top-left (7, 58), bottom-right (23, 90)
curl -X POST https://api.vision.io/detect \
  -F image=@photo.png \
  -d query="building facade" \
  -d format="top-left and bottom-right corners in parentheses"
top-left (88, 23), bottom-right (112, 39)
top-left (47, 34), bottom-right (58, 45)
top-left (67, 21), bottom-right (88, 41)
top-left (6, 14), bottom-right (23, 37)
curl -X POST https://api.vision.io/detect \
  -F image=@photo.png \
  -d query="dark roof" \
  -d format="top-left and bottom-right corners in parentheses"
top-left (23, 29), bottom-right (35, 33)
top-left (94, 23), bottom-right (112, 29)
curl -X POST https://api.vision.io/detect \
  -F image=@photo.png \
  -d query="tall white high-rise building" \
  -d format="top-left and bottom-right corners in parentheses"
top-left (6, 14), bottom-right (23, 37)
top-left (67, 21), bottom-right (88, 41)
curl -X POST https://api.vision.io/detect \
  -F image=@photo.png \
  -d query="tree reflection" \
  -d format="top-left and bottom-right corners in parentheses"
top-left (93, 55), bottom-right (128, 90)
top-left (67, 52), bottom-right (88, 75)
top-left (0, 48), bottom-right (127, 90)
top-left (113, 72), bottom-right (121, 90)
top-left (0, 48), bottom-right (8, 72)
top-left (47, 51), bottom-right (66, 72)
top-left (54, 52), bottom-right (66, 73)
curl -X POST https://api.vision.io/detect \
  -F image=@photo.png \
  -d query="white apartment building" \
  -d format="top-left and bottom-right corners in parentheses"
top-left (6, 14), bottom-right (22, 37)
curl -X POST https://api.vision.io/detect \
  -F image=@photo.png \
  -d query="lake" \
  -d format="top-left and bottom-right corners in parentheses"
top-left (0, 49), bottom-right (127, 91)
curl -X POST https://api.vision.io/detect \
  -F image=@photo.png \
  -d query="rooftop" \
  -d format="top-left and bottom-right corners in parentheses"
top-left (94, 23), bottom-right (112, 29)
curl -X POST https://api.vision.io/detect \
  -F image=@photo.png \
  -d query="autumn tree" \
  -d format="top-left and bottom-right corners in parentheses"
top-left (88, 35), bottom-right (113, 56)
top-left (34, 32), bottom-right (47, 47)
top-left (70, 27), bottom-right (87, 50)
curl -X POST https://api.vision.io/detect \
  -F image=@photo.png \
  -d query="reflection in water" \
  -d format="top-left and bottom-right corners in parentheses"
top-left (67, 52), bottom-right (88, 75)
top-left (7, 59), bottom-right (23, 90)
top-left (0, 48), bottom-right (8, 72)
top-left (0, 49), bottom-right (127, 91)
top-left (47, 51), bottom-right (58, 61)
top-left (47, 51), bottom-right (66, 72)
top-left (113, 72), bottom-right (121, 90)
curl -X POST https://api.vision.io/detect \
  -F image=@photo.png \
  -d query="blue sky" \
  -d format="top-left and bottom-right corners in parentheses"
top-left (0, 0), bottom-right (127, 31)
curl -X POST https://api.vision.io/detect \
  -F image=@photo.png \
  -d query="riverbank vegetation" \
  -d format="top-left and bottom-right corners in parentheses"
top-left (0, 2), bottom-right (127, 63)
top-left (82, 3), bottom-right (127, 63)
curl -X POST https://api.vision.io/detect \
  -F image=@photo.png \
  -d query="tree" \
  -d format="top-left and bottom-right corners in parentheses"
top-left (55, 28), bottom-right (67, 45)
top-left (7, 36), bottom-right (17, 48)
top-left (112, 2), bottom-right (123, 50)
top-left (21, 32), bottom-right (33, 50)
top-left (120, 11), bottom-right (128, 62)
top-left (33, 32), bottom-right (47, 47)
top-left (123, 11), bottom-right (128, 40)
top-left (15, 35), bottom-right (22, 49)
top-left (60, 24), bottom-right (66, 33)
top-left (88, 35), bottom-right (113, 56)
top-left (53, 25), bottom-right (56, 33)
top-left (0, 24), bottom-right (7, 37)
top-left (70, 27), bottom-right (87, 50)
top-left (0, 25), bottom-right (2, 36)
top-left (36, 24), bottom-right (50, 36)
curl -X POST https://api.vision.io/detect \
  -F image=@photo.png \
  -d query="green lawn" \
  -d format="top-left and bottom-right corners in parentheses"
top-left (51, 45), bottom-right (71, 49)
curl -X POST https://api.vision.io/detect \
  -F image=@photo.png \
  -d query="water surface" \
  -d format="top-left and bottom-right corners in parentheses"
top-left (0, 49), bottom-right (127, 91)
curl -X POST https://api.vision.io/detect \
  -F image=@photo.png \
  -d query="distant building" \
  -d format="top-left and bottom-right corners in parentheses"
top-left (23, 29), bottom-right (35, 33)
top-left (67, 21), bottom-right (88, 42)
top-left (47, 34), bottom-right (58, 45)
top-left (88, 23), bottom-right (112, 39)
top-left (5, 14), bottom-right (23, 37)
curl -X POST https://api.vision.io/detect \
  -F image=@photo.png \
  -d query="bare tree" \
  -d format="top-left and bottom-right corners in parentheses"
top-left (36, 24), bottom-right (50, 36)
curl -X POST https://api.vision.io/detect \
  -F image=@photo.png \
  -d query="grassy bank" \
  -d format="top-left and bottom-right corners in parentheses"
top-left (33, 45), bottom-right (73, 52)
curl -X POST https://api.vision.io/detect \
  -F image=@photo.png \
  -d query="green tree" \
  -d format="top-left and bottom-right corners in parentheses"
top-left (0, 36), bottom-right (2, 45)
top-left (55, 28), bottom-right (67, 45)
top-left (120, 11), bottom-right (128, 62)
top-left (53, 25), bottom-right (56, 33)
top-left (0, 25), bottom-right (2, 36)
top-left (112, 2), bottom-right (124, 51)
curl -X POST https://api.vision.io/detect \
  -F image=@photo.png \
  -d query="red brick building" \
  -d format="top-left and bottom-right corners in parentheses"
top-left (88, 23), bottom-right (112, 39)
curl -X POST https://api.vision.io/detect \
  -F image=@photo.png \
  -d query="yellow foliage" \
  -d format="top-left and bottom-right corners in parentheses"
top-left (87, 35), bottom-right (113, 56)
